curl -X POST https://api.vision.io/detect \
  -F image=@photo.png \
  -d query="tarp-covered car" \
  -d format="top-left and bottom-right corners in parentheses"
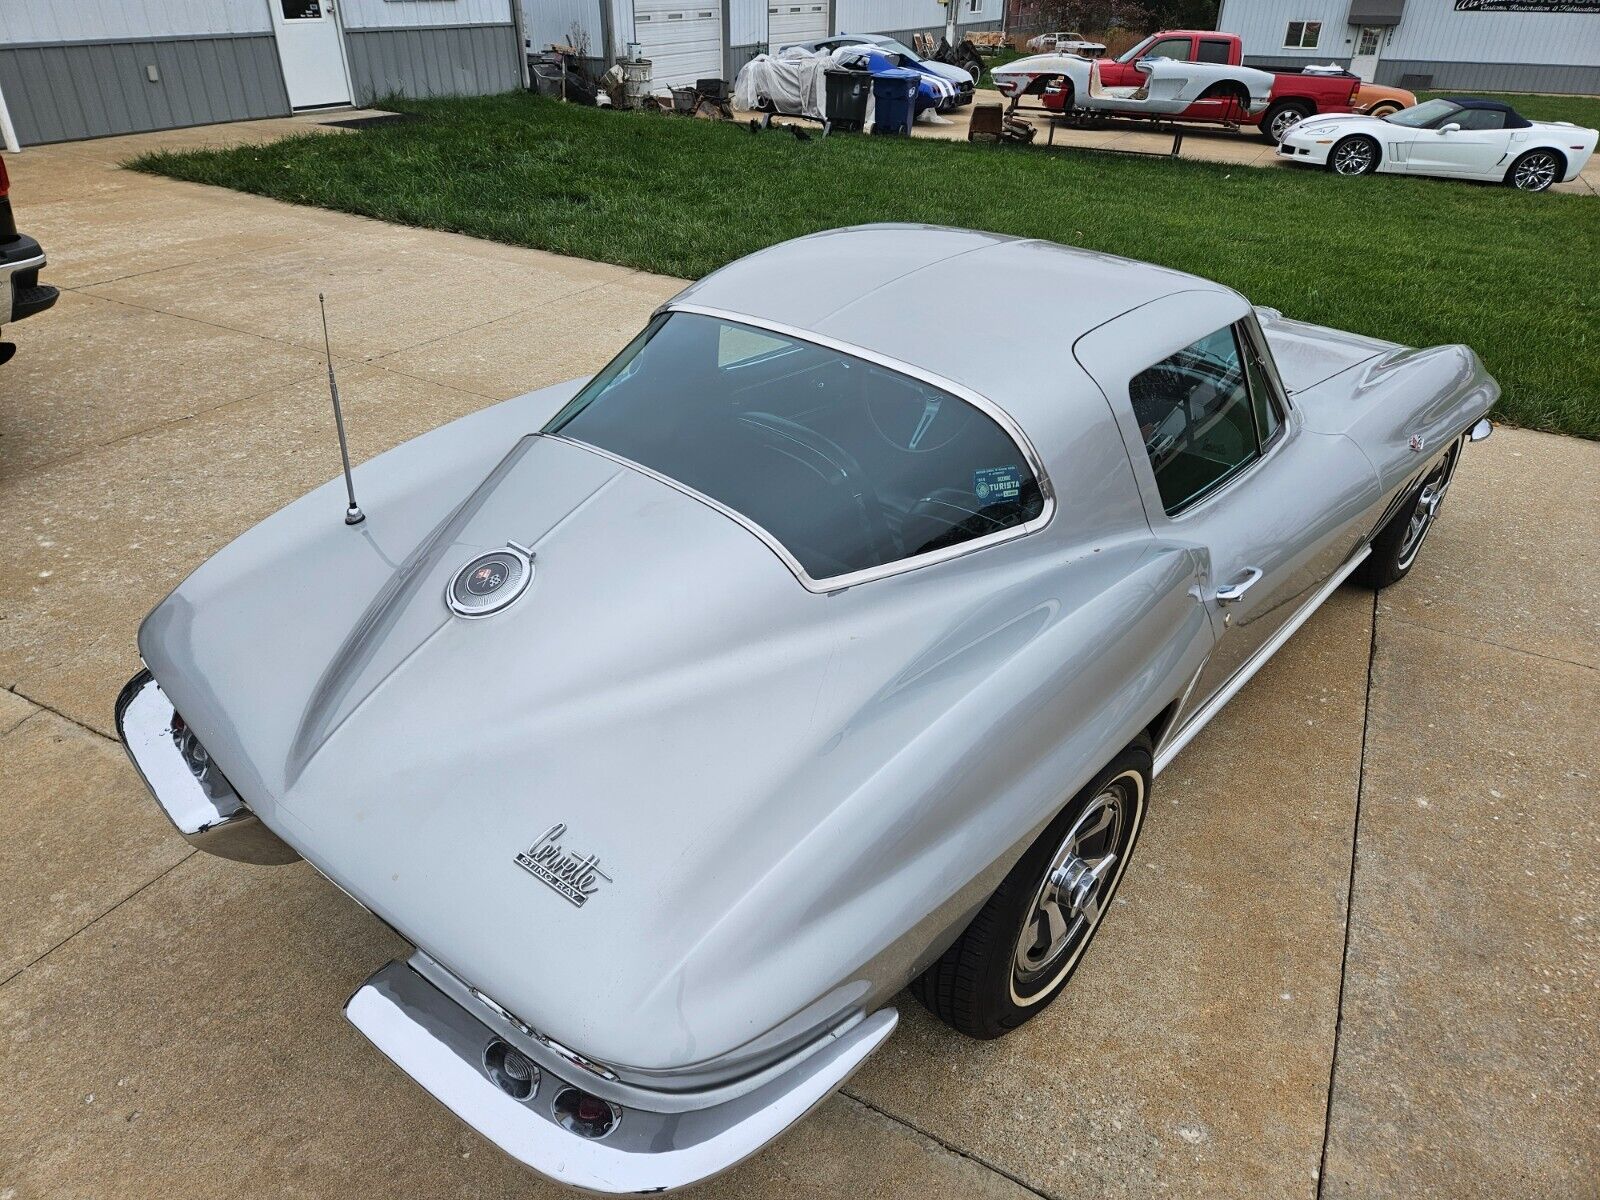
top-left (119, 226), bottom-right (1496, 1194)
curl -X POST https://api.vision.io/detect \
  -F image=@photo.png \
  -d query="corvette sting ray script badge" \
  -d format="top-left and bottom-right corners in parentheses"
top-left (516, 823), bottom-right (612, 907)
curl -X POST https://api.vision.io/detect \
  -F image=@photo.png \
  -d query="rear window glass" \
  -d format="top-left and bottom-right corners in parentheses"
top-left (546, 313), bottom-right (1045, 582)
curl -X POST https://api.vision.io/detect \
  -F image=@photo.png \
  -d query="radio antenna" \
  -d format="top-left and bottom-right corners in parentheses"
top-left (319, 293), bottom-right (365, 526)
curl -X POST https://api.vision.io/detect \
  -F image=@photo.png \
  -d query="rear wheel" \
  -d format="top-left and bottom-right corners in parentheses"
top-left (1330, 134), bottom-right (1379, 176)
top-left (1508, 149), bottom-right (1562, 192)
top-left (912, 741), bottom-right (1151, 1039)
top-left (1260, 100), bottom-right (1309, 144)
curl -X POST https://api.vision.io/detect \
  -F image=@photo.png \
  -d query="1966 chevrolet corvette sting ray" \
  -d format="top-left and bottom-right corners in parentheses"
top-left (116, 226), bottom-right (1495, 1194)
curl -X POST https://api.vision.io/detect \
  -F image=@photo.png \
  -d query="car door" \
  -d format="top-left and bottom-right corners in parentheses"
top-left (1099, 34), bottom-right (1189, 87)
top-left (1408, 107), bottom-right (1513, 175)
top-left (1075, 292), bottom-right (1380, 720)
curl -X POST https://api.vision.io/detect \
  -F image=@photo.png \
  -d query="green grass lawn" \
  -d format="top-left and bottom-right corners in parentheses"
top-left (132, 93), bottom-right (1599, 438)
top-left (1417, 89), bottom-right (1600, 127)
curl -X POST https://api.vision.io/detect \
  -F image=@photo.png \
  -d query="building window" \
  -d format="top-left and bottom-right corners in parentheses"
top-left (1284, 21), bottom-right (1322, 49)
top-left (967, 0), bottom-right (983, 12)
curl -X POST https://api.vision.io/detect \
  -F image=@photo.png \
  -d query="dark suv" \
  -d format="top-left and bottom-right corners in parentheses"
top-left (1, 155), bottom-right (58, 363)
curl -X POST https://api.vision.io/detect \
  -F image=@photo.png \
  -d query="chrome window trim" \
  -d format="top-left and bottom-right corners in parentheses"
top-left (551, 304), bottom-right (1057, 595)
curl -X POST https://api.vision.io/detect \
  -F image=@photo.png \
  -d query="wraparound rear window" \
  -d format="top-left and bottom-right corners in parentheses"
top-left (546, 313), bottom-right (1046, 583)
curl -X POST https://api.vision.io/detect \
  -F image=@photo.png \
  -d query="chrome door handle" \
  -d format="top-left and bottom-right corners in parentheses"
top-left (1214, 567), bottom-right (1263, 605)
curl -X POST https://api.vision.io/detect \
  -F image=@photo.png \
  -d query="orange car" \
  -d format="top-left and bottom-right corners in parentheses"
top-left (1354, 81), bottom-right (1415, 116)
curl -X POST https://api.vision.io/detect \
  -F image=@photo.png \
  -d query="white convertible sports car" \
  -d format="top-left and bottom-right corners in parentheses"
top-left (992, 51), bottom-right (1272, 117)
top-left (1278, 96), bottom-right (1598, 192)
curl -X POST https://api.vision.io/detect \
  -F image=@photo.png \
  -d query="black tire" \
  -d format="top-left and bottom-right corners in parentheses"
top-left (912, 740), bottom-right (1152, 1039)
top-left (1507, 148), bottom-right (1563, 192)
top-left (1329, 134), bottom-right (1380, 176)
top-left (1260, 100), bottom-right (1309, 144)
top-left (1355, 441), bottom-right (1459, 590)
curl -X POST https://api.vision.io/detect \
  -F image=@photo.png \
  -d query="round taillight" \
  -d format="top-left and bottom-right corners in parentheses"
top-left (553, 1086), bottom-right (621, 1140)
top-left (483, 1040), bottom-right (539, 1101)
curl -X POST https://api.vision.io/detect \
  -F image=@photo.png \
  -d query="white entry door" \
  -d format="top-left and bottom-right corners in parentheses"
top-left (1349, 25), bottom-right (1383, 83)
top-left (634, 0), bottom-right (724, 89)
top-left (769, 3), bottom-right (829, 52)
top-left (270, 0), bottom-right (352, 109)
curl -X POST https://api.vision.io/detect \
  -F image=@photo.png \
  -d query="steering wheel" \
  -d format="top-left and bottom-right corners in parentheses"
top-left (736, 412), bottom-right (900, 566)
top-left (865, 385), bottom-right (975, 454)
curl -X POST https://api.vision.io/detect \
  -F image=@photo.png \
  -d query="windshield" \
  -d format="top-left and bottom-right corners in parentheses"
top-left (1384, 98), bottom-right (1460, 127)
top-left (546, 313), bottom-right (1046, 583)
top-left (875, 37), bottom-right (918, 60)
top-left (1117, 37), bottom-right (1153, 63)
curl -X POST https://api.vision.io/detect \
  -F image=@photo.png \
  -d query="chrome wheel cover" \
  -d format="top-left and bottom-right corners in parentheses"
top-left (1513, 152), bottom-right (1558, 192)
top-left (1010, 770), bottom-right (1144, 1005)
top-left (1270, 108), bottom-right (1302, 142)
top-left (1397, 455), bottom-right (1456, 571)
top-left (1333, 139), bottom-right (1374, 175)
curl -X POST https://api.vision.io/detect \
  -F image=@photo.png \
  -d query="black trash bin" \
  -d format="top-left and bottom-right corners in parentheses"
top-left (824, 68), bottom-right (871, 132)
top-left (870, 68), bottom-right (920, 136)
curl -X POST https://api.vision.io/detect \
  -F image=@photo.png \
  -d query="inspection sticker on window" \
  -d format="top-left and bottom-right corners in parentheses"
top-left (973, 466), bottom-right (1023, 504)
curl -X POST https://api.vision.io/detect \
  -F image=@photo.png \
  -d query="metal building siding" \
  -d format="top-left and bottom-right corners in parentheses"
top-left (834, 0), bottom-right (992, 35)
top-left (344, 23), bottom-right (521, 100)
top-left (1382, 0), bottom-right (1600, 66)
top-left (337, 0), bottom-right (517, 30)
top-left (524, 0), bottom-right (607, 55)
top-left (0, 36), bottom-right (289, 143)
top-left (1220, 0), bottom-right (1600, 68)
top-left (729, 0), bottom-right (769, 46)
top-left (1217, 0), bottom-right (1353, 58)
top-left (0, 0), bottom-right (269, 43)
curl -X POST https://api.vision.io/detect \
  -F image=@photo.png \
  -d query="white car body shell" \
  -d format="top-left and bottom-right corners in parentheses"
top-left (991, 52), bottom-right (1274, 116)
top-left (1026, 31), bottom-right (1107, 56)
top-left (1279, 109), bottom-right (1598, 184)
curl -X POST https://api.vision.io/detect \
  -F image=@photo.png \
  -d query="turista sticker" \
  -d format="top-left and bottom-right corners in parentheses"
top-left (515, 823), bottom-right (612, 907)
top-left (973, 466), bottom-right (1023, 504)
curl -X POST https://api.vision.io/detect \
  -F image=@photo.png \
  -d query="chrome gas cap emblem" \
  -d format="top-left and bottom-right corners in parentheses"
top-left (448, 542), bottom-right (534, 617)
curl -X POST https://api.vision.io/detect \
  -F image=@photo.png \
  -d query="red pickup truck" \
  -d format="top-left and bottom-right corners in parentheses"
top-left (1042, 29), bottom-right (1360, 142)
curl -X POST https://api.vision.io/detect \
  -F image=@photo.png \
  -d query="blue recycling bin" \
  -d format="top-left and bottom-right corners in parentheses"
top-left (870, 68), bottom-right (920, 136)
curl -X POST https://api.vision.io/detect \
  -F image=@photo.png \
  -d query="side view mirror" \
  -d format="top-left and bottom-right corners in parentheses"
top-left (1438, 122), bottom-right (1461, 134)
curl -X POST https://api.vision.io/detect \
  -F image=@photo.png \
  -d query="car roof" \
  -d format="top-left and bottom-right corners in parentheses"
top-left (668, 225), bottom-right (1241, 437)
top-left (1439, 96), bottom-right (1531, 127)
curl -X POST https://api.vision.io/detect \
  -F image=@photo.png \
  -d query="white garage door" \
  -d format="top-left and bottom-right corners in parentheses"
top-left (634, 0), bottom-right (723, 89)
top-left (769, 2), bottom-right (829, 51)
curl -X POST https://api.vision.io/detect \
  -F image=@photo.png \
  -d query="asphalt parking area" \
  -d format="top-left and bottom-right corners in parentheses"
top-left (1, 121), bottom-right (1595, 1199)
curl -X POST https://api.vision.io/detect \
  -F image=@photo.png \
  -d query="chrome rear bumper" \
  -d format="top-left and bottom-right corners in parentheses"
top-left (114, 669), bottom-right (300, 865)
top-left (346, 959), bottom-right (898, 1194)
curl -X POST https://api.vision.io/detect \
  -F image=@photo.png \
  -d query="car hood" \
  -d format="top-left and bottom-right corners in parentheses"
top-left (1289, 112), bottom-right (1390, 137)
top-left (1257, 307), bottom-right (1399, 394)
top-left (918, 58), bottom-right (973, 85)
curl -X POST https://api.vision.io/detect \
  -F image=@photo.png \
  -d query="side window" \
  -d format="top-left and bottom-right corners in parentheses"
top-left (1285, 21), bottom-right (1322, 49)
top-left (1238, 320), bottom-right (1285, 447)
top-left (1128, 324), bottom-right (1281, 514)
top-left (1143, 38), bottom-right (1191, 60)
top-left (1453, 107), bottom-right (1506, 131)
top-left (1197, 39), bottom-right (1231, 64)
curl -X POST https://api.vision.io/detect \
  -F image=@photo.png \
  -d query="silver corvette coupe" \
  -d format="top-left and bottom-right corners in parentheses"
top-left (117, 226), bottom-right (1496, 1193)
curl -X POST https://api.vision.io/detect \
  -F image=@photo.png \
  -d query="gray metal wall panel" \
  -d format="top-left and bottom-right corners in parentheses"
top-left (1374, 58), bottom-right (1600, 93)
top-left (0, 0), bottom-right (269, 43)
top-left (341, 0), bottom-right (514, 30)
top-left (344, 23), bottom-right (521, 103)
top-left (0, 34), bottom-right (290, 144)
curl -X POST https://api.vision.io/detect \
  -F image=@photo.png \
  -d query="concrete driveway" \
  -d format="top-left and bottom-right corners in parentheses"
top-left (1, 122), bottom-right (1596, 1200)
